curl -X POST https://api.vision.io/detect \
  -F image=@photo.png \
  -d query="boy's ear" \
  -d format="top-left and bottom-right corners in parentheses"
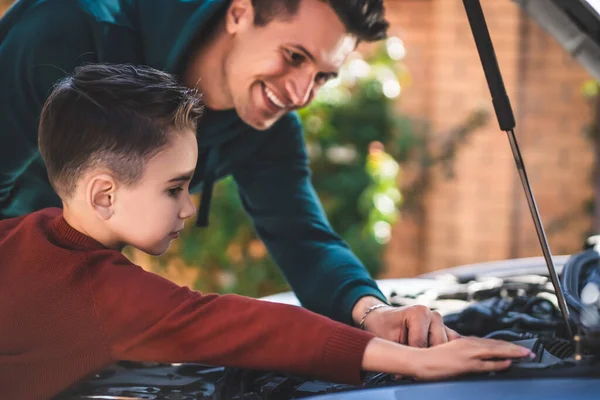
top-left (225, 0), bottom-right (255, 34)
top-left (87, 174), bottom-right (116, 220)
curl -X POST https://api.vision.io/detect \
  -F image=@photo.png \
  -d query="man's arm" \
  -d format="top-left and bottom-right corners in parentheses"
top-left (0, 1), bottom-right (96, 213)
top-left (232, 113), bottom-right (387, 325)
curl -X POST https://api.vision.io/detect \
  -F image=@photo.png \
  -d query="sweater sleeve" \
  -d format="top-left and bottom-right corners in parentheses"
top-left (87, 251), bottom-right (374, 385)
top-left (232, 114), bottom-right (387, 325)
top-left (0, 0), bottom-right (96, 213)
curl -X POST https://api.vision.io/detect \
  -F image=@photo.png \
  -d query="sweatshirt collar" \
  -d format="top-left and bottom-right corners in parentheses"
top-left (52, 214), bottom-right (107, 251)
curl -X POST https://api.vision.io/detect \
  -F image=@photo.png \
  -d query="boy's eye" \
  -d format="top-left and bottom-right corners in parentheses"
top-left (168, 187), bottom-right (184, 197)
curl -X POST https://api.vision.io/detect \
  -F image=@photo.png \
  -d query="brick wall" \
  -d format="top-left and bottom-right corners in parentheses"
top-left (383, 0), bottom-right (595, 277)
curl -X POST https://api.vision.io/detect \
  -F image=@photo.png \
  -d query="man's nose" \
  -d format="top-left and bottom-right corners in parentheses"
top-left (285, 71), bottom-right (315, 108)
top-left (180, 195), bottom-right (197, 220)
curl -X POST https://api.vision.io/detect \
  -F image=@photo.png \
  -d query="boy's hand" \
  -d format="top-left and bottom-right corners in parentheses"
top-left (362, 337), bottom-right (534, 380)
top-left (410, 337), bottom-right (535, 380)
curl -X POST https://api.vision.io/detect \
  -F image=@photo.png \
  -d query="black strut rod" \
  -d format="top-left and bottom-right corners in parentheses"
top-left (462, 0), bottom-right (573, 339)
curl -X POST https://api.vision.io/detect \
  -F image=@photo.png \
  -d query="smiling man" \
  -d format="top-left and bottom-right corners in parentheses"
top-left (0, 0), bottom-right (458, 346)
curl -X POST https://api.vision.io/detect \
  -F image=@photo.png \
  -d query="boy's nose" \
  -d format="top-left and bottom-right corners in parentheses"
top-left (180, 195), bottom-right (197, 220)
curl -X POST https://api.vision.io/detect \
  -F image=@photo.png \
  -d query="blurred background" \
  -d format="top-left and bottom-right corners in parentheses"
top-left (2, 0), bottom-right (597, 298)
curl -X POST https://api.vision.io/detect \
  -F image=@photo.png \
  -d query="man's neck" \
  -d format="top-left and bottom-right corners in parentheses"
top-left (182, 20), bottom-right (233, 110)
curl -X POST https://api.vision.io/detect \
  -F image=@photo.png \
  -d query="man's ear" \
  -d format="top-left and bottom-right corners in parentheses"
top-left (225, 0), bottom-right (255, 35)
top-left (86, 174), bottom-right (117, 220)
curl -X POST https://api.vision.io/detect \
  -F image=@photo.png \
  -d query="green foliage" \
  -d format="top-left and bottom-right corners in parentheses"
top-left (296, 42), bottom-right (412, 276)
top-left (153, 39), bottom-right (415, 296)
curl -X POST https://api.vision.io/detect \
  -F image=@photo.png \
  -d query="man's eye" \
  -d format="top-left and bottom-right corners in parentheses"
top-left (168, 187), bottom-right (183, 197)
top-left (285, 49), bottom-right (305, 66)
top-left (315, 73), bottom-right (329, 85)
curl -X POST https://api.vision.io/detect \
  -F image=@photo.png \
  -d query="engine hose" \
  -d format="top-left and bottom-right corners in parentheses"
top-left (484, 330), bottom-right (535, 341)
top-left (561, 250), bottom-right (600, 313)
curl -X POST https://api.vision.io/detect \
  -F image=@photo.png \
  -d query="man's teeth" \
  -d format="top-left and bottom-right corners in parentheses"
top-left (264, 86), bottom-right (285, 108)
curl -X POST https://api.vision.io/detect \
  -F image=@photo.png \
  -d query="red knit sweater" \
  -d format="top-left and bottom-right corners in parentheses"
top-left (0, 209), bottom-right (374, 399)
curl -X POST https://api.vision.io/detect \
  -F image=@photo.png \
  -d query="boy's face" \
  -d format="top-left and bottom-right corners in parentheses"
top-left (223, 0), bottom-right (356, 130)
top-left (109, 129), bottom-right (198, 256)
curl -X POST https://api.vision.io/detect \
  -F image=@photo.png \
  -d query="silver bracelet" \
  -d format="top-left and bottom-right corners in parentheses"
top-left (359, 304), bottom-right (391, 330)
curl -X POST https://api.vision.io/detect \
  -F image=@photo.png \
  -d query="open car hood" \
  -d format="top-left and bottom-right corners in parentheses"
top-left (513, 0), bottom-right (600, 81)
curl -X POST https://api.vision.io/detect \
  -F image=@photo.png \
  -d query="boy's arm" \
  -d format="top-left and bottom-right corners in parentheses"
top-left (232, 114), bottom-right (387, 326)
top-left (0, 1), bottom-right (95, 212)
top-left (88, 252), bottom-right (374, 385)
top-left (88, 253), bottom-right (533, 382)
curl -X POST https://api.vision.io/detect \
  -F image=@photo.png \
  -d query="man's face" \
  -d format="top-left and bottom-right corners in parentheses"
top-left (224, 0), bottom-right (357, 130)
top-left (109, 129), bottom-right (198, 256)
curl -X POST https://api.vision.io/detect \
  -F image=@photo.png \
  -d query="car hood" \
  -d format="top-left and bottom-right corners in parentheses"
top-left (513, 0), bottom-right (600, 81)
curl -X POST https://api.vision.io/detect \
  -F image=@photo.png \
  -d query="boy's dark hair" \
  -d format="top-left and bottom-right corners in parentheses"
top-left (251, 0), bottom-right (388, 42)
top-left (39, 64), bottom-right (203, 199)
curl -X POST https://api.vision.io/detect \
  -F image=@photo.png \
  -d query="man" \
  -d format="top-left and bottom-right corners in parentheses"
top-left (0, 0), bottom-right (457, 346)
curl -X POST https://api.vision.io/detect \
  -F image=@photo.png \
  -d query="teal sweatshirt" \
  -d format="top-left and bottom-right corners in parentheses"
top-left (0, 0), bottom-right (386, 324)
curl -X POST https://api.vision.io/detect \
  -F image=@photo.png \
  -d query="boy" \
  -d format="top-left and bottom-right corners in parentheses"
top-left (0, 64), bottom-right (532, 399)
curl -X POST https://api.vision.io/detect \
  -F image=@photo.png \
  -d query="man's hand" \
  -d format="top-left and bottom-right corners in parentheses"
top-left (352, 296), bottom-right (460, 347)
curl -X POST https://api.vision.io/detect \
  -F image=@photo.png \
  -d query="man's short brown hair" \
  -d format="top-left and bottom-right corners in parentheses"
top-left (251, 0), bottom-right (389, 42)
top-left (38, 64), bottom-right (203, 199)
